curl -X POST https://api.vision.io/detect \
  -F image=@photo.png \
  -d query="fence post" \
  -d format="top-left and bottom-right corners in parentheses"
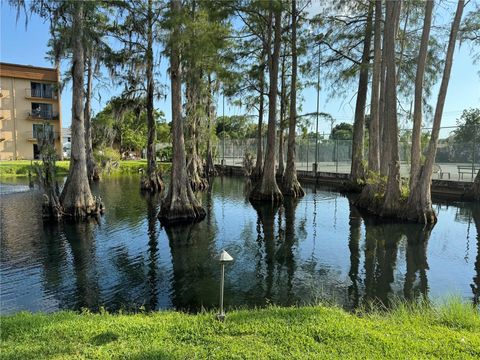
top-left (473, 124), bottom-right (477, 180)
top-left (306, 139), bottom-right (309, 171)
top-left (335, 139), bottom-right (339, 173)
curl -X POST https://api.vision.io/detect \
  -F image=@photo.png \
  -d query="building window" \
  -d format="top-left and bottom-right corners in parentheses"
top-left (31, 103), bottom-right (53, 119)
top-left (33, 123), bottom-right (54, 140)
top-left (31, 82), bottom-right (54, 99)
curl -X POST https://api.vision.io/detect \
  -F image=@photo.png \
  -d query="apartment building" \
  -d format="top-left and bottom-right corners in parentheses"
top-left (0, 62), bottom-right (62, 160)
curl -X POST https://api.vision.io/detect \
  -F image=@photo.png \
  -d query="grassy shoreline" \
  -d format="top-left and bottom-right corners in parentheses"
top-left (0, 160), bottom-right (170, 178)
top-left (1, 302), bottom-right (479, 359)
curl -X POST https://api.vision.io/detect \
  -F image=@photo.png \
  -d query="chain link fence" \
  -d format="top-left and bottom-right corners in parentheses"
top-left (215, 125), bottom-right (479, 182)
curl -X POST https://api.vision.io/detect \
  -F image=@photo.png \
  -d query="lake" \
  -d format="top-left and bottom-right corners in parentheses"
top-left (1, 175), bottom-right (478, 314)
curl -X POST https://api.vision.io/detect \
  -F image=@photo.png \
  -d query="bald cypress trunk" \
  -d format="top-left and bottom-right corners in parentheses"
top-left (252, 50), bottom-right (267, 179)
top-left (356, 0), bottom-right (383, 210)
top-left (249, 3), bottom-right (283, 203)
top-left (277, 50), bottom-right (287, 179)
top-left (158, 0), bottom-right (206, 225)
top-left (283, 0), bottom-right (304, 198)
top-left (141, 0), bottom-right (164, 193)
top-left (205, 74), bottom-right (217, 178)
top-left (472, 170), bottom-right (480, 201)
top-left (409, 0), bottom-right (433, 190)
top-left (185, 78), bottom-right (208, 191)
top-left (84, 53), bottom-right (100, 182)
top-left (380, 0), bottom-right (402, 217)
top-left (60, 1), bottom-right (101, 219)
top-left (379, 3), bottom-right (389, 177)
top-left (350, 1), bottom-right (374, 184)
top-left (405, 0), bottom-right (464, 224)
top-left (368, 0), bottom-right (382, 174)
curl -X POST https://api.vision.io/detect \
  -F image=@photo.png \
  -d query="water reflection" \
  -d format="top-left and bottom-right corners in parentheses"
top-left (146, 194), bottom-right (160, 310)
top-left (472, 203), bottom-right (480, 305)
top-left (1, 176), bottom-right (478, 314)
top-left (403, 226), bottom-right (430, 302)
top-left (347, 204), bottom-right (361, 308)
top-left (63, 221), bottom-right (100, 310)
top-left (165, 188), bottom-right (217, 311)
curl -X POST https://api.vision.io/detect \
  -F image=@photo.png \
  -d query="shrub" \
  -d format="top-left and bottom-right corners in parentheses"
top-left (94, 147), bottom-right (121, 164)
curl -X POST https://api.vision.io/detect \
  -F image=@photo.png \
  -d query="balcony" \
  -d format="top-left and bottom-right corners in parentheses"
top-left (25, 131), bottom-right (60, 142)
top-left (27, 110), bottom-right (60, 121)
top-left (25, 88), bottom-right (57, 100)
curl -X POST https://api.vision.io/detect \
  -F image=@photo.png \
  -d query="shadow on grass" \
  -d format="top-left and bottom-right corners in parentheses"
top-left (90, 331), bottom-right (119, 346)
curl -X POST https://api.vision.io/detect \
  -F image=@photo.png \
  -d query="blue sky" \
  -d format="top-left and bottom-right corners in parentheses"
top-left (1, 1), bottom-right (478, 138)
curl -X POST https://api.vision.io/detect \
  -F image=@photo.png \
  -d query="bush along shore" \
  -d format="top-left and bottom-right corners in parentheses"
top-left (0, 160), bottom-right (171, 178)
top-left (1, 300), bottom-right (479, 359)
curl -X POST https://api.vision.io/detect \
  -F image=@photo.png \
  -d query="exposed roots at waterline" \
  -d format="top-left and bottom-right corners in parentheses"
top-left (141, 171), bottom-right (164, 193)
top-left (190, 176), bottom-right (209, 192)
top-left (282, 178), bottom-right (305, 198)
top-left (249, 185), bottom-right (284, 204)
top-left (158, 187), bottom-right (206, 226)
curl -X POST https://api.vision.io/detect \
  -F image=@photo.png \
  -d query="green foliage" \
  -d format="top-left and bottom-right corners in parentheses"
top-left (1, 300), bottom-right (479, 359)
top-left (92, 99), bottom-right (167, 153)
top-left (94, 147), bottom-right (121, 164)
top-left (156, 146), bottom-right (173, 162)
top-left (330, 122), bottom-right (353, 140)
top-left (453, 108), bottom-right (480, 143)
top-left (365, 170), bottom-right (387, 199)
top-left (216, 115), bottom-right (256, 139)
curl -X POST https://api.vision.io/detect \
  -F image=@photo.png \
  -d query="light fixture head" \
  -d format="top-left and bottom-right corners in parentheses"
top-left (217, 250), bottom-right (233, 263)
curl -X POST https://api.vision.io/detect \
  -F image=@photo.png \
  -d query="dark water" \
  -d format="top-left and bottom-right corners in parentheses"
top-left (1, 176), bottom-right (479, 314)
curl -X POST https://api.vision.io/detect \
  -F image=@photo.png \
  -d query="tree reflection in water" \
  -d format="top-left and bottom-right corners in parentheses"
top-left (251, 202), bottom-right (280, 303)
top-left (145, 194), bottom-right (160, 310)
top-left (352, 204), bottom-right (430, 309)
top-left (403, 225), bottom-right (430, 302)
top-left (63, 220), bottom-right (100, 311)
top-left (164, 188), bottom-right (217, 311)
top-left (471, 203), bottom-right (480, 306)
top-left (347, 203), bottom-right (362, 309)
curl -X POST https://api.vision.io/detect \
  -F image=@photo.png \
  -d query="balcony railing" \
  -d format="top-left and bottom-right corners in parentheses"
top-left (25, 88), bottom-right (57, 99)
top-left (25, 131), bottom-right (60, 142)
top-left (27, 110), bottom-right (60, 121)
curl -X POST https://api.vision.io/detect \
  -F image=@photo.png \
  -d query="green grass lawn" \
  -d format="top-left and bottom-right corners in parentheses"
top-left (0, 160), bottom-right (170, 177)
top-left (1, 301), bottom-right (479, 359)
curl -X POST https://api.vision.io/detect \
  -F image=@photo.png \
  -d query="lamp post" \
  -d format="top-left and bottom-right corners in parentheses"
top-left (222, 92), bottom-right (226, 166)
top-left (313, 41), bottom-right (321, 174)
top-left (217, 249), bottom-right (233, 321)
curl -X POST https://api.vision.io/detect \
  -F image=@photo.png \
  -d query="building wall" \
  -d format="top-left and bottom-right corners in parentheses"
top-left (0, 64), bottom-right (62, 160)
top-left (0, 77), bottom-right (15, 159)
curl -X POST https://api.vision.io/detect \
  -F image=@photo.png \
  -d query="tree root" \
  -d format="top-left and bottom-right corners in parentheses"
top-left (158, 201), bottom-right (206, 226)
top-left (190, 176), bottom-right (209, 192)
top-left (62, 196), bottom-right (104, 220)
top-left (402, 196), bottom-right (438, 224)
top-left (141, 171), bottom-right (164, 193)
top-left (402, 207), bottom-right (437, 224)
top-left (249, 185), bottom-right (284, 204)
top-left (282, 178), bottom-right (305, 198)
top-left (355, 183), bottom-right (383, 214)
top-left (88, 160), bottom-right (101, 182)
top-left (250, 165), bottom-right (263, 181)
